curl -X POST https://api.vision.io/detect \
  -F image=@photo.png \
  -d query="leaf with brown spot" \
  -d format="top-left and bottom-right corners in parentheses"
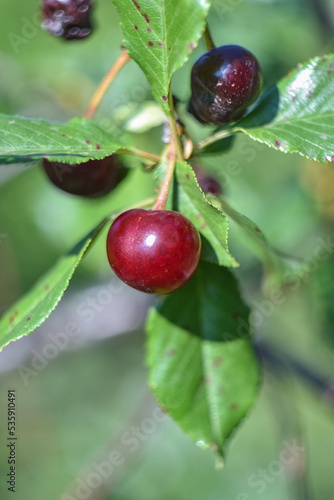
top-left (0, 115), bottom-right (125, 165)
top-left (175, 162), bottom-right (237, 267)
top-left (111, 0), bottom-right (211, 116)
top-left (236, 54), bottom-right (334, 163)
top-left (0, 219), bottom-right (108, 352)
top-left (146, 261), bottom-right (260, 457)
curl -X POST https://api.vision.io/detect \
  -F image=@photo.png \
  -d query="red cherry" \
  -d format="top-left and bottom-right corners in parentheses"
top-left (106, 209), bottom-right (201, 294)
top-left (43, 155), bottom-right (126, 198)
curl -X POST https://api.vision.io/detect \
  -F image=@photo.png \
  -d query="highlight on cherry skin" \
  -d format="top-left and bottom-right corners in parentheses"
top-left (189, 44), bottom-right (263, 125)
top-left (106, 209), bottom-right (202, 294)
top-left (43, 155), bottom-right (126, 198)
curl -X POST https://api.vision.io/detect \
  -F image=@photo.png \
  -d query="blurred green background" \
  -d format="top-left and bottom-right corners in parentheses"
top-left (1, 0), bottom-right (334, 499)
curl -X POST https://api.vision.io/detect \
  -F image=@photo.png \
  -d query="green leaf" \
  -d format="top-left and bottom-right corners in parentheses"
top-left (218, 198), bottom-right (285, 287)
top-left (0, 114), bottom-right (125, 165)
top-left (146, 261), bottom-right (260, 457)
top-left (111, 0), bottom-right (211, 115)
top-left (236, 54), bottom-right (334, 163)
top-left (175, 162), bottom-right (237, 267)
top-left (313, 255), bottom-right (334, 347)
top-left (0, 219), bottom-right (108, 352)
top-left (215, 199), bottom-right (305, 290)
top-left (194, 134), bottom-right (235, 156)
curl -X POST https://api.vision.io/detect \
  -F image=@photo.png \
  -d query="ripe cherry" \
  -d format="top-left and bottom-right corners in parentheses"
top-left (189, 45), bottom-right (262, 125)
top-left (42, 0), bottom-right (93, 40)
top-left (187, 98), bottom-right (207, 124)
top-left (43, 155), bottom-right (126, 198)
top-left (106, 209), bottom-right (201, 294)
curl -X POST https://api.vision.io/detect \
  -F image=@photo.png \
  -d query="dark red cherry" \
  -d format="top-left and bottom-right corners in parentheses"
top-left (189, 45), bottom-right (262, 125)
top-left (43, 155), bottom-right (126, 198)
top-left (42, 0), bottom-right (93, 40)
top-left (187, 99), bottom-right (206, 124)
top-left (106, 209), bottom-right (201, 294)
top-left (193, 167), bottom-right (222, 196)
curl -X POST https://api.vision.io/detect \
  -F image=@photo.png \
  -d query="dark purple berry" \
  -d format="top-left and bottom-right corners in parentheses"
top-left (187, 99), bottom-right (206, 124)
top-left (42, 0), bottom-right (93, 40)
top-left (106, 209), bottom-right (201, 294)
top-left (193, 167), bottom-right (222, 196)
top-left (189, 45), bottom-right (262, 125)
top-left (43, 155), bottom-right (126, 198)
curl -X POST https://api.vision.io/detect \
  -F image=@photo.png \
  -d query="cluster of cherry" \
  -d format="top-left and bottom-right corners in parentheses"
top-left (41, 0), bottom-right (262, 295)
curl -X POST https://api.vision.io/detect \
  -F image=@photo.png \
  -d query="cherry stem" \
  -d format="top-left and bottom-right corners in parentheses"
top-left (108, 196), bottom-right (157, 220)
top-left (135, 197), bottom-right (158, 209)
top-left (204, 24), bottom-right (215, 51)
top-left (194, 128), bottom-right (234, 153)
top-left (152, 92), bottom-right (182, 210)
top-left (84, 51), bottom-right (131, 120)
top-left (153, 147), bottom-right (176, 210)
top-left (117, 148), bottom-right (161, 164)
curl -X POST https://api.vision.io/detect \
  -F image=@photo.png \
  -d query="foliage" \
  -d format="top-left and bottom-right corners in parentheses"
top-left (1, 0), bottom-right (333, 471)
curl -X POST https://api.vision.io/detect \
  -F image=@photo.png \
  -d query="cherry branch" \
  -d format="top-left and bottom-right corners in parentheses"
top-left (84, 51), bottom-right (131, 120)
top-left (256, 341), bottom-right (334, 407)
top-left (167, 91), bottom-right (184, 161)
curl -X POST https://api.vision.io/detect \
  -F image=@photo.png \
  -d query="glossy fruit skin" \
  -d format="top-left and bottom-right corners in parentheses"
top-left (189, 45), bottom-right (262, 125)
top-left (43, 155), bottom-right (126, 198)
top-left (187, 99), bottom-right (206, 124)
top-left (193, 167), bottom-right (222, 196)
top-left (106, 209), bottom-right (201, 294)
top-left (42, 0), bottom-right (93, 40)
